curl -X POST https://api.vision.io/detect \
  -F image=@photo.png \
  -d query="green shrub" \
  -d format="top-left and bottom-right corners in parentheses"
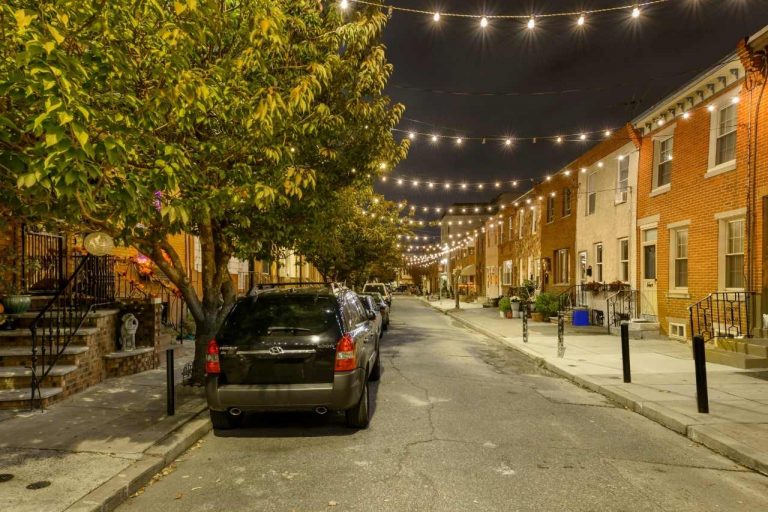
top-left (534, 292), bottom-right (560, 317)
top-left (498, 296), bottom-right (512, 313)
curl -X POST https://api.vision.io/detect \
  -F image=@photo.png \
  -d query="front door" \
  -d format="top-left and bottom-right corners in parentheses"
top-left (641, 228), bottom-right (658, 320)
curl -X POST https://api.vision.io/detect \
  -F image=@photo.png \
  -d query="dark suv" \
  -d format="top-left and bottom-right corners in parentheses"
top-left (205, 286), bottom-right (380, 429)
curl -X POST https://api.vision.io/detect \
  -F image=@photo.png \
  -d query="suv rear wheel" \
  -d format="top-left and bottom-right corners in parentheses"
top-left (210, 409), bottom-right (243, 430)
top-left (345, 381), bottom-right (370, 429)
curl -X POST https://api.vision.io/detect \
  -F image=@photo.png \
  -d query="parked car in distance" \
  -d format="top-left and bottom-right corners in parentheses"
top-left (205, 286), bottom-right (380, 429)
top-left (367, 292), bottom-right (389, 330)
top-left (362, 282), bottom-right (391, 306)
top-left (358, 294), bottom-right (383, 339)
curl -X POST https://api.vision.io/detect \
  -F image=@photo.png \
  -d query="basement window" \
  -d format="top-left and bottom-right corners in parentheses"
top-left (669, 323), bottom-right (686, 341)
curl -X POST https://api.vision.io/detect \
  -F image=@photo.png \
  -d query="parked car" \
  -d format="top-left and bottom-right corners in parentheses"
top-left (368, 292), bottom-right (390, 329)
top-left (362, 282), bottom-right (392, 306)
top-left (205, 286), bottom-right (380, 429)
top-left (358, 294), bottom-right (383, 339)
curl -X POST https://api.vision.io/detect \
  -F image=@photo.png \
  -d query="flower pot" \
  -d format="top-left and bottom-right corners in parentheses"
top-left (505, 311), bottom-right (513, 319)
top-left (2, 295), bottom-right (32, 314)
top-left (531, 311), bottom-right (544, 322)
top-left (499, 311), bottom-right (506, 318)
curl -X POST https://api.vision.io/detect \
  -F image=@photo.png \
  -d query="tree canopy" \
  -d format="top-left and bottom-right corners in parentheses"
top-left (0, 0), bottom-right (408, 378)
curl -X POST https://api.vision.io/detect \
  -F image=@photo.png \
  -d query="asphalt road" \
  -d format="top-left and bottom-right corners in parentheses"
top-left (119, 297), bottom-right (768, 512)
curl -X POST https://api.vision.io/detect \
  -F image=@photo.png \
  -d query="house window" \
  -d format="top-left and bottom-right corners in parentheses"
top-left (555, 249), bottom-right (569, 284)
top-left (518, 209), bottom-right (525, 239)
top-left (579, 251), bottom-right (587, 281)
top-left (716, 104), bottom-right (737, 166)
top-left (669, 323), bottom-right (687, 341)
top-left (656, 136), bottom-right (673, 188)
top-left (531, 206), bottom-right (538, 234)
top-left (563, 188), bottom-right (572, 216)
top-left (725, 219), bottom-right (745, 289)
top-left (672, 228), bottom-right (688, 289)
top-left (587, 173), bottom-right (596, 215)
top-left (594, 243), bottom-right (603, 282)
top-left (619, 238), bottom-right (629, 282)
top-left (508, 216), bottom-right (514, 241)
top-left (616, 157), bottom-right (629, 203)
top-left (502, 260), bottom-right (513, 286)
top-left (546, 196), bottom-right (555, 223)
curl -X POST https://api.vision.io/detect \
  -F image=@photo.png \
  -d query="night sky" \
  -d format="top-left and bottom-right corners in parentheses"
top-left (375, 0), bottom-right (768, 235)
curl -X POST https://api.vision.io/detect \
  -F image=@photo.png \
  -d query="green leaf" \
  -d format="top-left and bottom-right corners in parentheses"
top-left (71, 123), bottom-right (89, 147)
top-left (47, 25), bottom-right (65, 44)
top-left (57, 111), bottom-right (73, 125)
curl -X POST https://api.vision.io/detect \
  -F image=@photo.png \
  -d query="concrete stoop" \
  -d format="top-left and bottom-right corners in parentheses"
top-left (706, 337), bottom-right (768, 369)
top-left (627, 320), bottom-right (660, 339)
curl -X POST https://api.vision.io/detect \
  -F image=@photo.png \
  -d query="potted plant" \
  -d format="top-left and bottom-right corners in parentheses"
top-left (509, 296), bottom-right (522, 318)
top-left (533, 292), bottom-right (559, 322)
top-left (584, 281), bottom-right (603, 295)
top-left (0, 252), bottom-right (37, 315)
top-left (607, 280), bottom-right (626, 292)
top-left (498, 297), bottom-right (512, 318)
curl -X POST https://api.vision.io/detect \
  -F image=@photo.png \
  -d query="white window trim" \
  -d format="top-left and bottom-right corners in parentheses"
top-left (586, 172), bottom-right (597, 216)
top-left (518, 210), bottom-right (525, 239)
top-left (668, 226), bottom-right (689, 293)
top-left (718, 215), bottom-right (746, 291)
top-left (594, 243), bottom-right (603, 282)
top-left (651, 124), bottom-right (676, 193)
top-left (618, 238), bottom-right (629, 283)
top-left (707, 88), bottom-right (740, 177)
top-left (616, 157), bottom-right (629, 204)
top-left (531, 206), bottom-right (538, 234)
top-left (669, 322), bottom-right (687, 341)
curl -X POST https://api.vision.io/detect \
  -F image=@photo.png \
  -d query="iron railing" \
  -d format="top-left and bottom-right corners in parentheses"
top-left (29, 255), bottom-right (115, 408)
top-left (689, 291), bottom-right (755, 342)
top-left (557, 284), bottom-right (588, 314)
top-left (606, 289), bottom-right (639, 334)
top-left (21, 226), bottom-right (65, 295)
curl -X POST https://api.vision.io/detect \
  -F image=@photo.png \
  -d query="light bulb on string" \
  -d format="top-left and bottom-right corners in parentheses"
top-left (339, 0), bottom-right (348, 10)
top-left (480, 17), bottom-right (488, 28)
top-left (408, 132), bottom-right (415, 140)
top-left (505, 138), bottom-right (512, 146)
top-left (579, 133), bottom-right (587, 140)
top-left (577, 14), bottom-right (585, 26)
top-left (431, 135), bottom-right (438, 143)
top-left (433, 12), bottom-right (440, 22)
top-left (632, 6), bottom-right (640, 18)
top-left (527, 17), bottom-right (535, 29)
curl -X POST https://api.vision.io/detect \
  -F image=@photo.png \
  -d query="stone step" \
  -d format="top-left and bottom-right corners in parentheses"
top-left (0, 387), bottom-right (63, 410)
top-left (714, 338), bottom-right (768, 358)
top-left (0, 326), bottom-right (99, 347)
top-left (705, 347), bottom-right (768, 369)
top-left (0, 346), bottom-right (89, 367)
top-left (0, 364), bottom-right (79, 391)
top-left (2, 308), bottom-right (119, 329)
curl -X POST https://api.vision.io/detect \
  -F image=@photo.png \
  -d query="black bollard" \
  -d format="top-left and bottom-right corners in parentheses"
top-left (522, 302), bottom-right (528, 343)
top-left (620, 322), bottom-right (631, 383)
top-left (692, 335), bottom-right (709, 414)
top-left (166, 348), bottom-right (175, 416)
top-left (557, 311), bottom-right (565, 358)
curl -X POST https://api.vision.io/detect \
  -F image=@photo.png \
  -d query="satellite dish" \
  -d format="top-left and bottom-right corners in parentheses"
top-left (84, 232), bottom-right (115, 256)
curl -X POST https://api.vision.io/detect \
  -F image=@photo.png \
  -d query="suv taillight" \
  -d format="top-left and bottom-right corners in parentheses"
top-left (206, 339), bottom-right (221, 375)
top-left (334, 334), bottom-right (356, 372)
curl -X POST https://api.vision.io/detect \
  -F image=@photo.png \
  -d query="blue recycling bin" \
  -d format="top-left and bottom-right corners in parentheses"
top-left (572, 308), bottom-right (590, 326)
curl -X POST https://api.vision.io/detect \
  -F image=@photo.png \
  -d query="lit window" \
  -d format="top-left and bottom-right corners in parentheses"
top-left (619, 238), bottom-right (629, 282)
top-left (716, 104), bottom-right (737, 166)
top-left (562, 188), bottom-right (572, 216)
top-left (725, 219), bottom-right (744, 289)
top-left (616, 157), bottom-right (629, 203)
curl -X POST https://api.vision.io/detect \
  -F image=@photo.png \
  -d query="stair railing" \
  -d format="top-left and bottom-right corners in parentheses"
top-left (557, 284), bottom-right (587, 314)
top-left (606, 289), bottom-right (639, 334)
top-left (29, 255), bottom-right (115, 408)
top-left (688, 291), bottom-right (755, 342)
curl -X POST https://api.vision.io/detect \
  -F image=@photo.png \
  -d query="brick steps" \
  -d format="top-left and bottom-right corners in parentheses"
top-left (0, 387), bottom-right (62, 409)
top-left (706, 337), bottom-right (768, 369)
top-left (0, 346), bottom-right (88, 367)
top-left (0, 364), bottom-right (78, 390)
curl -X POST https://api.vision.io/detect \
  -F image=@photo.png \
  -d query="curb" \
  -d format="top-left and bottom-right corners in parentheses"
top-left (65, 403), bottom-right (211, 512)
top-left (428, 301), bottom-right (768, 477)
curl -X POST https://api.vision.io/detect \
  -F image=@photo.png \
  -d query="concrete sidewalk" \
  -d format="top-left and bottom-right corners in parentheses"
top-left (425, 298), bottom-right (768, 476)
top-left (0, 344), bottom-right (210, 512)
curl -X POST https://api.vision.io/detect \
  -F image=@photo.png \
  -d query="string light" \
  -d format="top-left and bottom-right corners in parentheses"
top-left (408, 132), bottom-right (415, 140)
top-left (394, 126), bottom-right (623, 146)
top-left (527, 17), bottom-right (535, 29)
top-left (340, 0), bottom-right (348, 10)
top-left (344, 1), bottom-right (668, 23)
top-left (577, 14), bottom-right (585, 26)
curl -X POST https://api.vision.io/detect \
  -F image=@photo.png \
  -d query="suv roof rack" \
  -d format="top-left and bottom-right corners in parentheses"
top-left (247, 281), bottom-right (348, 296)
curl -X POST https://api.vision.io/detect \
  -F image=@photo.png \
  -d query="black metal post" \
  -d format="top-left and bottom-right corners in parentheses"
top-left (620, 322), bottom-right (631, 383)
top-left (557, 311), bottom-right (565, 358)
top-left (166, 349), bottom-right (175, 416)
top-left (692, 335), bottom-right (709, 414)
top-left (522, 301), bottom-right (528, 343)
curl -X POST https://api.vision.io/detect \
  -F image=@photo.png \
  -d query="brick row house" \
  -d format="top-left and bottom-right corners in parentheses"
top-left (468, 28), bottom-right (768, 368)
top-left (0, 220), bottom-right (324, 408)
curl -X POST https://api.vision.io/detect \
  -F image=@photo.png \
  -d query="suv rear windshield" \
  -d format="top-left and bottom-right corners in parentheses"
top-left (218, 295), bottom-right (341, 345)
top-left (363, 284), bottom-right (387, 296)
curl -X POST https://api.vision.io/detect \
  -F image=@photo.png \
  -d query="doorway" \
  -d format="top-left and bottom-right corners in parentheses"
top-left (640, 228), bottom-right (658, 320)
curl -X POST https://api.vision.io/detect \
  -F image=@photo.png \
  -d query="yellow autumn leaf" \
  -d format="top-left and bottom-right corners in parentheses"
top-left (260, 19), bottom-right (270, 33)
top-left (48, 25), bottom-right (65, 44)
top-left (174, 1), bottom-right (186, 14)
top-left (14, 9), bottom-right (35, 30)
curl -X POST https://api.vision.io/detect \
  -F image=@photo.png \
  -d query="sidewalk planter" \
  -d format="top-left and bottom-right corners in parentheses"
top-left (533, 292), bottom-right (559, 322)
top-left (498, 297), bottom-right (512, 318)
top-left (1, 294), bottom-right (32, 314)
top-left (510, 297), bottom-right (521, 319)
top-left (531, 311), bottom-right (544, 322)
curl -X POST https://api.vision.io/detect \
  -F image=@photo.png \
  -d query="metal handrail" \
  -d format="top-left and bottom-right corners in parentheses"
top-left (557, 284), bottom-right (588, 314)
top-left (689, 291), bottom-right (755, 342)
top-left (29, 255), bottom-right (115, 408)
top-left (606, 289), bottom-right (639, 334)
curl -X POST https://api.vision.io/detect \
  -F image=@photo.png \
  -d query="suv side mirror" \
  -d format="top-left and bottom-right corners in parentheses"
top-left (367, 311), bottom-right (376, 321)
